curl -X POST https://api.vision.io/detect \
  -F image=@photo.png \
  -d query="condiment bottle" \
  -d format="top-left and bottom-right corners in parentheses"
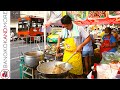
top-left (117, 67), bottom-right (120, 74)
top-left (91, 63), bottom-right (97, 79)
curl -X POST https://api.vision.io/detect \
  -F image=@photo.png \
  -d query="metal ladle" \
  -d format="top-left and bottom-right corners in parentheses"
top-left (56, 52), bottom-right (76, 66)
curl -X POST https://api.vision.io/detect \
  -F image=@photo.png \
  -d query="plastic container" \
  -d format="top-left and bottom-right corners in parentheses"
top-left (115, 74), bottom-right (120, 79)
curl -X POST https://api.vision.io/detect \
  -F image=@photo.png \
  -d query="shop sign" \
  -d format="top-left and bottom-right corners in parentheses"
top-left (116, 17), bottom-right (120, 21)
top-left (87, 11), bottom-right (108, 20)
top-left (66, 11), bottom-right (88, 21)
top-left (108, 11), bottom-right (120, 18)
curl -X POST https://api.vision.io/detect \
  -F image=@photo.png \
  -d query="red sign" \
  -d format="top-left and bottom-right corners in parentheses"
top-left (88, 11), bottom-right (108, 20)
top-left (108, 11), bottom-right (120, 18)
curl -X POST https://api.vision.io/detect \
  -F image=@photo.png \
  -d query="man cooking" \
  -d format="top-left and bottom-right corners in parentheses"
top-left (56, 15), bottom-right (91, 78)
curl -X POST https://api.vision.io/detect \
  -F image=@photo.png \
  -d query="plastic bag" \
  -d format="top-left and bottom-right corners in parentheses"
top-left (102, 52), bottom-right (115, 61)
top-left (101, 52), bottom-right (120, 64)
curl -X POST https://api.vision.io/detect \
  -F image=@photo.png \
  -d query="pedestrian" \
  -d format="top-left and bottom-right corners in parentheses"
top-left (82, 32), bottom-right (95, 75)
top-left (56, 15), bottom-right (91, 78)
top-left (10, 30), bottom-right (15, 41)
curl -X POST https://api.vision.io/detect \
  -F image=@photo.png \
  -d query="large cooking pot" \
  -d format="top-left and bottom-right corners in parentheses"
top-left (37, 61), bottom-right (73, 78)
top-left (24, 51), bottom-right (44, 68)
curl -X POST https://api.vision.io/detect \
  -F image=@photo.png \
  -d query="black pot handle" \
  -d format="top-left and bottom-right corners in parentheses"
top-left (39, 60), bottom-right (45, 65)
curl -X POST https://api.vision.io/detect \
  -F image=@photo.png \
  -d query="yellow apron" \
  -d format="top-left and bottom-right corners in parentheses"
top-left (63, 38), bottom-right (83, 75)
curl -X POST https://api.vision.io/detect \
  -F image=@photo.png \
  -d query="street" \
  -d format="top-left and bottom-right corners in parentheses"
top-left (10, 39), bottom-right (44, 79)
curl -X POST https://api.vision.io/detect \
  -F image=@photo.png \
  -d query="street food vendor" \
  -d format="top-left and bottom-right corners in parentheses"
top-left (100, 27), bottom-right (117, 58)
top-left (56, 15), bottom-right (91, 78)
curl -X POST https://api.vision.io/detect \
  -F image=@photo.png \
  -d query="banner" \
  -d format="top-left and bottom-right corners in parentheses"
top-left (0, 11), bottom-right (10, 79)
top-left (66, 11), bottom-right (88, 21)
top-left (88, 11), bottom-right (108, 20)
top-left (108, 11), bottom-right (120, 18)
top-left (45, 11), bottom-right (66, 27)
top-left (47, 11), bottom-right (63, 23)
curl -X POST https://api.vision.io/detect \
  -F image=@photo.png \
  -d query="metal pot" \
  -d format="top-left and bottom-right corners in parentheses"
top-left (37, 61), bottom-right (73, 78)
top-left (24, 51), bottom-right (44, 68)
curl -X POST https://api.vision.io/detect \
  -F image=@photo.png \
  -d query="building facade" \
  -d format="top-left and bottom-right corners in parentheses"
top-left (10, 11), bottom-right (46, 33)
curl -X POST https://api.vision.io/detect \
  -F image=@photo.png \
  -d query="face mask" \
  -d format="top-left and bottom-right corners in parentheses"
top-left (111, 32), bottom-right (114, 34)
top-left (105, 33), bottom-right (109, 35)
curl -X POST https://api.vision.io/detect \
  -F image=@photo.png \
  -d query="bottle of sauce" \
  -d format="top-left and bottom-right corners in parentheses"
top-left (91, 63), bottom-right (97, 79)
top-left (117, 67), bottom-right (120, 74)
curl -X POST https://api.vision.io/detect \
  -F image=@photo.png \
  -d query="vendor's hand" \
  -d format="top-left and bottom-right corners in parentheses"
top-left (56, 43), bottom-right (60, 52)
top-left (56, 53), bottom-right (63, 57)
top-left (75, 44), bottom-right (83, 53)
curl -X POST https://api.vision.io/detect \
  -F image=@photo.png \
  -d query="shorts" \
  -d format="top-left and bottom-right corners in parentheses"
top-left (82, 51), bottom-right (94, 57)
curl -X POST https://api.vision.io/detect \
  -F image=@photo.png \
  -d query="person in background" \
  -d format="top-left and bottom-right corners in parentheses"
top-left (97, 28), bottom-right (102, 35)
top-left (82, 30), bottom-right (95, 75)
top-left (10, 30), bottom-right (14, 38)
top-left (111, 29), bottom-right (118, 42)
top-left (117, 28), bottom-right (120, 45)
top-left (93, 29), bottom-right (98, 38)
top-left (98, 29), bottom-right (105, 38)
top-left (56, 15), bottom-right (91, 78)
top-left (10, 30), bottom-right (15, 41)
top-left (100, 27), bottom-right (117, 58)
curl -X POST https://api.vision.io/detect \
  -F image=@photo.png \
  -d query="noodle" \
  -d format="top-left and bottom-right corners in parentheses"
top-left (52, 65), bottom-right (66, 74)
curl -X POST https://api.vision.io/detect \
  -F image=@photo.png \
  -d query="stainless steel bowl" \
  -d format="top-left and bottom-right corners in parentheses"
top-left (24, 51), bottom-right (44, 68)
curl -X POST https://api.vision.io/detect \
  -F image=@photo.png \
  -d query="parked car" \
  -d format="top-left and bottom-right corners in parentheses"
top-left (47, 27), bottom-right (62, 43)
